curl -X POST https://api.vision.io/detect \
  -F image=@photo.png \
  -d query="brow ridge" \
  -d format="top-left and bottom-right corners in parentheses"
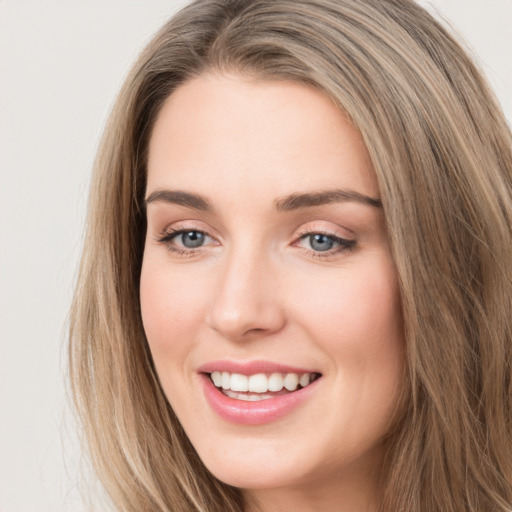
top-left (274, 189), bottom-right (382, 211)
top-left (145, 188), bottom-right (381, 212)
top-left (145, 189), bottom-right (212, 211)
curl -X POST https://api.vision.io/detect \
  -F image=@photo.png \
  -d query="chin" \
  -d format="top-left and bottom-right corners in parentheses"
top-left (194, 440), bottom-right (310, 490)
top-left (205, 459), bottom-right (306, 490)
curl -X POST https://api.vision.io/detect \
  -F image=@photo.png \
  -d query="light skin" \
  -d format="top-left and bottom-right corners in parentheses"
top-left (140, 73), bottom-right (404, 512)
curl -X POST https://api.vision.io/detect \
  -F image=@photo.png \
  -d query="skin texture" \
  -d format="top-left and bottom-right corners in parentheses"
top-left (140, 74), bottom-right (405, 512)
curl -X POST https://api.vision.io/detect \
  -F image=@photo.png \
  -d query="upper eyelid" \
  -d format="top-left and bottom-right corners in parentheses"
top-left (157, 229), bottom-right (354, 254)
top-left (156, 228), bottom-right (217, 255)
top-left (159, 221), bottom-right (214, 237)
top-left (294, 223), bottom-right (355, 239)
top-left (159, 221), bottom-right (351, 234)
top-left (294, 232), bottom-right (356, 247)
top-left (158, 226), bottom-right (214, 242)
top-left (155, 220), bottom-right (355, 244)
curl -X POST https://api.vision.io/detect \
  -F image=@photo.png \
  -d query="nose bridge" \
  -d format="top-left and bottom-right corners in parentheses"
top-left (207, 238), bottom-right (284, 339)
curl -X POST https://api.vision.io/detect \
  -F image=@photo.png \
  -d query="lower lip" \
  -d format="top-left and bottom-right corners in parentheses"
top-left (200, 374), bottom-right (321, 425)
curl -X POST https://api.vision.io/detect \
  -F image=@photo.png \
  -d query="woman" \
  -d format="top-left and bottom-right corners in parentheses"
top-left (69, 0), bottom-right (512, 511)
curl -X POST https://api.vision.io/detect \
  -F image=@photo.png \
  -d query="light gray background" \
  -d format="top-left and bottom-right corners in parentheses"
top-left (0, 1), bottom-right (510, 511)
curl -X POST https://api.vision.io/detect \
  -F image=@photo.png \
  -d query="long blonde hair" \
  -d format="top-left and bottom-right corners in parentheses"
top-left (69, 1), bottom-right (512, 510)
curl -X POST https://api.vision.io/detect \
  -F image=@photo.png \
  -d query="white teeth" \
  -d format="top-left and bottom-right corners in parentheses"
top-left (230, 373), bottom-right (249, 392)
top-left (299, 373), bottom-right (310, 387)
top-left (268, 373), bottom-right (284, 392)
top-left (211, 371), bottom-right (222, 387)
top-left (248, 373), bottom-right (268, 393)
top-left (210, 371), bottom-right (318, 394)
top-left (224, 390), bottom-right (273, 401)
top-left (284, 373), bottom-right (299, 391)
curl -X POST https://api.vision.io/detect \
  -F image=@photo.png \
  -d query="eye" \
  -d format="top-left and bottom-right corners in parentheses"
top-left (308, 233), bottom-right (337, 252)
top-left (156, 226), bottom-right (216, 255)
top-left (176, 230), bottom-right (208, 248)
top-left (296, 231), bottom-right (356, 256)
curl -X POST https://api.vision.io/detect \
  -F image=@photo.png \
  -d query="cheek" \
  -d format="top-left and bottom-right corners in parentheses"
top-left (139, 253), bottom-right (207, 370)
top-left (290, 258), bottom-right (404, 410)
top-left (292, 260), bottom-right (402, 350)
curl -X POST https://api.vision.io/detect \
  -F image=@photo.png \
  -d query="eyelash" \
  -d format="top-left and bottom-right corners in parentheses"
top-left (156, 225), bottom-right (211, 258)
top-left (295, 229), bottom-right (356, 258)
top-left (156, 226), bottom-right (356, 259)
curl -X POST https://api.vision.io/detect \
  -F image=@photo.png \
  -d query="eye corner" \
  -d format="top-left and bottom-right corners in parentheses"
top-left (292, 229), bottom-right (357, 259)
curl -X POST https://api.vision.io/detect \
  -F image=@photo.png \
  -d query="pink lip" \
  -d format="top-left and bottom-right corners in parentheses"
top-left (198, 362), bottom-right (322, 425)
top-left (197, 360), bottom-right (319, 375)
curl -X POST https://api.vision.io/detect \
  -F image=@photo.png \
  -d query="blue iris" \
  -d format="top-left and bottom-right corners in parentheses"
top-left (180, 231), bottom-right (205, 248)
top-left (309, 234), bottom-right (335, 251)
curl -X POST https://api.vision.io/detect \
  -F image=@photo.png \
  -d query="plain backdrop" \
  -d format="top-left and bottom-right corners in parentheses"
top-left (0, 1), bottom-right (510, 511)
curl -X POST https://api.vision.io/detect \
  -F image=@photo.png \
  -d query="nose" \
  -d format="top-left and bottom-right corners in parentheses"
top-left (206, 245), bottom-right (286, 341)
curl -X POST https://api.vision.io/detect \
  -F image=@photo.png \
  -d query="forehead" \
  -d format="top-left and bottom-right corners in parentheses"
top-left (147, 73), bottom-right (378, 202)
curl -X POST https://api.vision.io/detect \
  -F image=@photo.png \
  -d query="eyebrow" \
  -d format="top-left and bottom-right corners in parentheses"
top-left (274, 189), bottom-right (382, 211)
top-left (145, 189), bottom-right (213, 211)
top-left (144, 188), bottom-right (382, 212)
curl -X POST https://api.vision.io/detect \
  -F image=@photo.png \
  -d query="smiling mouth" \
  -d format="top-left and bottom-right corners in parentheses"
top-left (208, 371), bottom-right (322, 402)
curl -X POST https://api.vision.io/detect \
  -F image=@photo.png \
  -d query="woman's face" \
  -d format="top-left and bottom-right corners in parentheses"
top-left (141, 74), bottom-right (404, 504)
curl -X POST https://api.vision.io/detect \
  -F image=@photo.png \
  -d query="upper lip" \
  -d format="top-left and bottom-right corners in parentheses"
top-left (197, 360), bottom-right (320, 375)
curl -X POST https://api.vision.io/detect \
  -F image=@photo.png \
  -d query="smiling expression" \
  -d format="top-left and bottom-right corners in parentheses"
top-left (140, 74), bottom-right (405, 506)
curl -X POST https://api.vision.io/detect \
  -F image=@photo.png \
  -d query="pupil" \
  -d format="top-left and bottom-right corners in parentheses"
top-left (310, 234), bottom-right (333, 251)
top-left (182, 231), bottom-right (204, 248)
